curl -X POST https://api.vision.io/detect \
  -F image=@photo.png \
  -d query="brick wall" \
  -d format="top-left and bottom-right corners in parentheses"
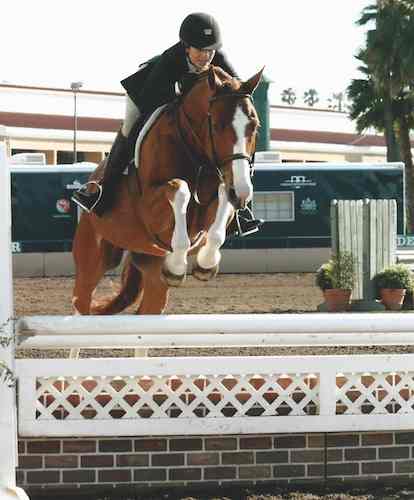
top-left (17, 431), bottom-right (414, 497)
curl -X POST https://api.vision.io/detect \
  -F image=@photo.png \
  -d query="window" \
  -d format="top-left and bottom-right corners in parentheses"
top-left (57, 151), bottom-right (86, 164)
top-left (12, 149), bottom-right (37, 155)
top-left (252, 191), bottom-right (295, 222)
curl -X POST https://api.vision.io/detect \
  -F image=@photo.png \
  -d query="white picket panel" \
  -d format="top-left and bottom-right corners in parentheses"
top-left (331, 199), bottom-right (397, 304)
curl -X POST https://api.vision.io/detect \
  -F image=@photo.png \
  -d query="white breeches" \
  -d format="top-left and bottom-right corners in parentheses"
top-left (121, 96), bottom-right (141, 137)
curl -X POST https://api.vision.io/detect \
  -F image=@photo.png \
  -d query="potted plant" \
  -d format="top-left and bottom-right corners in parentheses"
top-left (316, 251), bottom-right (356, 312)
top-left (373, 264), bottom-right (413, 311)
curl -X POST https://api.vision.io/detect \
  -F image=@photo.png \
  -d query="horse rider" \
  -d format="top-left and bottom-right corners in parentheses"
top-left (72, 12), bottom-right (263, 236)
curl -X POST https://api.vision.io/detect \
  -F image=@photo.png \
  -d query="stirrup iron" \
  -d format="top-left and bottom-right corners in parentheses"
top-left (235, 206), bottom-right (261, 237)
top-left (71, 181), bottom-right (103, 213)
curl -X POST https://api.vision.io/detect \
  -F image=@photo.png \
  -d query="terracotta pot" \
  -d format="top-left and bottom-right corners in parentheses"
top-left (380, 288), bottom-right (406, 311)
top-left (323, 289), bottom-right (352, 312)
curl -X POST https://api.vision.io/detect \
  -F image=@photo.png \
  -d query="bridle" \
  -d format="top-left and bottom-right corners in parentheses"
top-left (174, 82), bottom-right (257, 204)
top-left (207, 93), bottom-right (256, 172)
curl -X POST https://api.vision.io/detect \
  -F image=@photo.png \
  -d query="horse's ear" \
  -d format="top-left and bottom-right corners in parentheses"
top-left (242, 67), bottom-right (265, 95)
top-left (208, 67), bottom-right (221, 92)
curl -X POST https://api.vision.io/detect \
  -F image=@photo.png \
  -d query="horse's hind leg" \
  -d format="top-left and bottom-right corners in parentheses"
top-left (132, 254), bottom-right (169, 314)
top-left (72, 214), bottom-right (108, 314)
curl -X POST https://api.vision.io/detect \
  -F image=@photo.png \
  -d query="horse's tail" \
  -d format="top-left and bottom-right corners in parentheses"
top-left (90, 253), bottom-right (142, 315)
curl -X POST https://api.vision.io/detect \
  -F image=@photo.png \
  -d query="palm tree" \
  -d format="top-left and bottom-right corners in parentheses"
top-left (281, 88), bottom-right (297, 105)
top-left (348, 72), bottom-right (414, 228)
top-left (358, 3), bottom-right (399, 160)
top-left (354, 0), bottom-right (414, 229)
top-left (347, 59), bottom-right (385, 133)
top-left (394, 91), bottom-right (414, 229)
top-left (303, 89), bottom-right (319, 107)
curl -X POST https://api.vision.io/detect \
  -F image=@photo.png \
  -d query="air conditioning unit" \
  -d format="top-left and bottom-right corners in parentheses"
top-left (10, 153), bottom-right (46, 165)
top-left (255, 151), bottom-right (281, 163)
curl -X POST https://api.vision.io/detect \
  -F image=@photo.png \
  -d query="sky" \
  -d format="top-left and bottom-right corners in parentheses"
top-left (1, 0), bottom-right (372, 105)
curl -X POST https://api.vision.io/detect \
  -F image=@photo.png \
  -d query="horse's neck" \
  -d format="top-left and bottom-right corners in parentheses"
top-left (179, 91), bottom-right (212, 152)
top-left (182, 95), bottom-right (208, 128)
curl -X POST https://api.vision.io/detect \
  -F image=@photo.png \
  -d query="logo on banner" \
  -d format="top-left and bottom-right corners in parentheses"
top-left (66, 179), bottom-right (84, 190)
top-left (280, 175), bottom-right (316, 188)
top-left (300, 197), bottom-right (318, 215)
top-left (12, 242), bottom-right (22, 253)
top-left (56, 198), bottom-right (71, 214)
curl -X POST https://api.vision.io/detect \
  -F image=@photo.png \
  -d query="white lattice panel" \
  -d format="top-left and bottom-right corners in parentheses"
top-left (337, 371), bottom-right (414, 415)
top-left (17, 354), bottom-right (414, 436)
top-left (34, 372), bottom-right (318, 421)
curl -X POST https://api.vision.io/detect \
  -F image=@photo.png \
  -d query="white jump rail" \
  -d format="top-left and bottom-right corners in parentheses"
top-left (15, 313), bottom-right (414, 349)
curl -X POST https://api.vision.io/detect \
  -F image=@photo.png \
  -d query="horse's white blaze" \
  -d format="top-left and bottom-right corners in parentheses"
top-left (197, 184), bottom-right (233, 270)
top-left (232, 106), bottom-right (253, 203)
top-left (165, 181), bottom-right (191, 276)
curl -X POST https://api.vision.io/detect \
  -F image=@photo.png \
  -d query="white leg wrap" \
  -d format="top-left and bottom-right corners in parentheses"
top-left (164, 182), bottom-right (191, 276)
top-left (197, 184), bottom-right (233, 270)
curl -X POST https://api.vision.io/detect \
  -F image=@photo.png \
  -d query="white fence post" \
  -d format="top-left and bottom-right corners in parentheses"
top-left (0, 142), bottom-right (30, 500)
top-left (331, 199), bottom-right (397, 311)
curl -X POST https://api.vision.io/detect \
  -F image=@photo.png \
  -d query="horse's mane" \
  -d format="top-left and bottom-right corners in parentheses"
top-left (176, 65), bottom-right (259, 127)
top-left (177, 65), bottom-right (241, 99)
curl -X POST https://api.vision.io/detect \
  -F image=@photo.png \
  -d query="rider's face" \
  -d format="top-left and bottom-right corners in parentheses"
top-left (186, 46), bottom-right (216, 71)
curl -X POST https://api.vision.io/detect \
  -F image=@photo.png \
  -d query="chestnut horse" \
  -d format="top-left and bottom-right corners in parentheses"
top-left (72, 66), bottom-right (262, 315)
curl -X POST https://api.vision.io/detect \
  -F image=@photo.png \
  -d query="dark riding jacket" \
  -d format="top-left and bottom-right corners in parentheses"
top-left (121, 42), bottom-right (237, 116)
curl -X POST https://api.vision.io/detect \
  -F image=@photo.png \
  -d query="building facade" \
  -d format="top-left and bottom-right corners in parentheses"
top-left (0, 83), bottom-right (392, 165)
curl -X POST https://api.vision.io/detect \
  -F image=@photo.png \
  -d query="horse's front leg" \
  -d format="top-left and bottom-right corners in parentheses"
top-left (162, 179), bottom-right (191, 286)
top-left (193, 183), bottom-right (234, 281)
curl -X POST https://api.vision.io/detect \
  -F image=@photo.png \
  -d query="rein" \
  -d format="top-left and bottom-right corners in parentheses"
top-left (175, 87), bottom-right (256, 205)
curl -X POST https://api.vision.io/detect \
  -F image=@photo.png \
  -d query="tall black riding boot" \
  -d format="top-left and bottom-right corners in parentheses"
top-left (71, 130), bottom-right (131, 216)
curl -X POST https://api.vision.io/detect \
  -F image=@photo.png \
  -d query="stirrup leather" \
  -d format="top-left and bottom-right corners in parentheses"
top-left (71, 181), bottom-right (103, 213)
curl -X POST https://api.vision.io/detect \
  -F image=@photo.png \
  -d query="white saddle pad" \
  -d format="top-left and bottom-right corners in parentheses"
top-left (133, 104), bottom-right (168, 170)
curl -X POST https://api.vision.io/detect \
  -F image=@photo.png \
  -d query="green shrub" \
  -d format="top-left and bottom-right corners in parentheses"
top-left (316, 251), bottom-right (356, 291)
top-left (373, 264), bottom-right (413, 291)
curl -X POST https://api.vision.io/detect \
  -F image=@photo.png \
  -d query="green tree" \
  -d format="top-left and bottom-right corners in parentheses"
top-left (348, 59), bottom-right (414, 229)
top-left (281, 88), bottom-right (296, 105)
top-left (327, 92), bottom-right (345, 112)
top-left (303, 89), bottom-right (319, 107)
top-left (357, 0), bottom-right (414, 161)
top-left (347, 56), bottom-right (386, 133)
top-left (351, 1), bottom-right (414, 229)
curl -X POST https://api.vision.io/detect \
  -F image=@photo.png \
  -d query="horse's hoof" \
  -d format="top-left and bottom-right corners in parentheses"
top-left (192, 263), bottom-right (219, 281)
top-left (161, 267), bottom-right (186, 287)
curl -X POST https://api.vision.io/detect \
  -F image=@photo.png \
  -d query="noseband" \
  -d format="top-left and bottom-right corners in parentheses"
top-left (175, 87), bottom-right (256, 204)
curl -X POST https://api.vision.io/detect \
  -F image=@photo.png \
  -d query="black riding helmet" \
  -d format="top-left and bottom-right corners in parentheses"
top-left (179, 12), bottom-right (222, 50)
